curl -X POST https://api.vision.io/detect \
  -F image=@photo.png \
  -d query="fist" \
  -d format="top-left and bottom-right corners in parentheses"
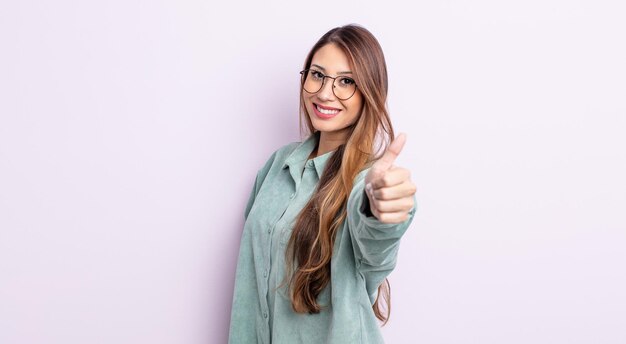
top-left (364, 133), bottom-right (417, 224)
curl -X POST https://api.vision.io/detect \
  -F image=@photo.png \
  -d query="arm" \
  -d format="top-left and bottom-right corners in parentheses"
top-left (346, 171), bottom-right (417, 302)
top-left (244, 149), bottom-right (278, 221)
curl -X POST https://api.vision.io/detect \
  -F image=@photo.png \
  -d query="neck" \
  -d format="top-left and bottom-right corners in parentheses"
top-left (309, 129), bottom-right (349, 159)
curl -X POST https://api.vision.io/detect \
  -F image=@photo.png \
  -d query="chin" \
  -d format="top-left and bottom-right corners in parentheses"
top-left (312, 123), bottom-right (350, 137)
top-left (308, 115), bottom-right (336, 131)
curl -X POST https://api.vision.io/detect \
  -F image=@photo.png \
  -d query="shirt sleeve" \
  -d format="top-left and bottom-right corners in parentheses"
top-left (244, 149), bottom-right (279, 221)
top-left (346, 170), bottom-right (418, 303)
top-left (244, 175), bottom-right (260, 221)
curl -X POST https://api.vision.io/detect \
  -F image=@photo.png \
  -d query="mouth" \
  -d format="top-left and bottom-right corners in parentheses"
top-left (312, 103), bottom-right (341, 119)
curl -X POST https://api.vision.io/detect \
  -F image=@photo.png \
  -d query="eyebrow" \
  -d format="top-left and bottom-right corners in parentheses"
top-left (311, 64), bottom-right (353, 75)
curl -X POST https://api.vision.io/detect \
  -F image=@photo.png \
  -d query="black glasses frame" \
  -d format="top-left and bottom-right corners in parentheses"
top-left (299, 69), bottom-right (358, 100)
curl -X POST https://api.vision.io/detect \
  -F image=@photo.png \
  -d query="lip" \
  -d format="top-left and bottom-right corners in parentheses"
top-left (312, 103), bottom-right (341, 119)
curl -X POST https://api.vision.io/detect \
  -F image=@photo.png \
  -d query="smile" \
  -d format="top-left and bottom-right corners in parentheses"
top-left (313, 103), bottom-right (341, 119)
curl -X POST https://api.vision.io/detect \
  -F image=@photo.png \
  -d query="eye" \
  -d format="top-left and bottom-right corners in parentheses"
top-left (310, 70), bottom-right (325, 80)
top-left (338, 77), bottom-right (356, 87)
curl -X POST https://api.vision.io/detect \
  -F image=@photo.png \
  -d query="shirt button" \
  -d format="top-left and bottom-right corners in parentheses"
top-left (263, 312), bottom-right (268, 319)
top-left (263, 270), bottom-right (267, 278)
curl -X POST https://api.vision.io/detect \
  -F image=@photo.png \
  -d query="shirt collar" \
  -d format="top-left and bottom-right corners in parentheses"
top-left (282, 131), bottom-right (336, 179)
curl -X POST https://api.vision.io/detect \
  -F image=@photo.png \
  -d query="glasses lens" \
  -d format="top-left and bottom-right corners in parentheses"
top-left (300, 70), bottom-right (357, 100)
top-left (302, 70), bottom-right (323, 94)
top-left (333, 77), bottom-right (357, 100)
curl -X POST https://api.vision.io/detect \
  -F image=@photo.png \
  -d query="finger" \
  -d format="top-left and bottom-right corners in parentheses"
top-left (372, 133), bottom-right (406, 172)
top-left (371, 197), bottom-right (414, 213)
top-left (371, 181), bottom-right (417, 200)
top-left (371, 167), bottom-right (410, 190)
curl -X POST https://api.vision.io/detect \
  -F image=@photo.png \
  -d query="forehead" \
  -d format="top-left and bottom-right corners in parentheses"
top-left (310, 43), bottom-right (352, 73)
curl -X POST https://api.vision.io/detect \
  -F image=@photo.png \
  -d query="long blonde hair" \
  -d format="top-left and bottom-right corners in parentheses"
top-left (285, 24), bottom-right (397, 325)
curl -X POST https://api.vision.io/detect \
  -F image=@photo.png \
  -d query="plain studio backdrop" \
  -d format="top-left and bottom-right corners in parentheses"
top-left (1, 0), bottom-right (624, 343)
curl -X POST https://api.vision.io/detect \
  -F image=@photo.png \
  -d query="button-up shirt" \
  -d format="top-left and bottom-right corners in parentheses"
top-left (228, 131), bottom-right (417, 343)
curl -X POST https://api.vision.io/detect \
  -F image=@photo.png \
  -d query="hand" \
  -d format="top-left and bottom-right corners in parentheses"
top-left (364, 133), bottom-right (417, 224)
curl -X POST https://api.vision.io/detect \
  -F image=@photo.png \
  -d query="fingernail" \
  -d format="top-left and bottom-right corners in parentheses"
top-left (366, 183), bottom-right (372, 192)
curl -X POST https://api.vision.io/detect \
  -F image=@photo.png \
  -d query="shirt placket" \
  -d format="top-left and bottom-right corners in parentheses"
top-left (258, 163), bottom-right (303, 343)
top-left (267, 160), bottom-right (319, 340)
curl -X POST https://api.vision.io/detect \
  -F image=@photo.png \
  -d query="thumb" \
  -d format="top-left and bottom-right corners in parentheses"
top-left (373, 133), bottom-right (407, 172)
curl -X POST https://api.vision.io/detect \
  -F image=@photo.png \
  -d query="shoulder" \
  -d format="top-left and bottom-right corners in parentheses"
top-left (253, 140), bottom-right (300, 178)
top-left (273, 140), bottom-right (301, 162)
top-left (262, 140), bottom-right (299, 168)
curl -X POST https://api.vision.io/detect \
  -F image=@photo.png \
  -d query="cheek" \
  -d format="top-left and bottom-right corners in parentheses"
top-left (346, 98), bottom-right (364, 118)
top-left (303, 97), bottom-right (313, 113)
top-left (305, 95), bottom-right (316, 107)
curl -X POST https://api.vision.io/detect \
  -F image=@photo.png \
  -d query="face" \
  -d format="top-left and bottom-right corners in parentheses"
top-left (302, 43), bottom-right (364, 140)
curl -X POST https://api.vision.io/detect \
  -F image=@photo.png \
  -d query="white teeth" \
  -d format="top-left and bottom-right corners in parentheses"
top-left (316, 105), bottom-right (340, 115)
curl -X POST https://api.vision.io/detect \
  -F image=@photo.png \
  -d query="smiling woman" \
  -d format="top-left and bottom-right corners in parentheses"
top-left (301, 44), bottom-right (363, 140)
top-left (228, 24), bottom-right (418, 344)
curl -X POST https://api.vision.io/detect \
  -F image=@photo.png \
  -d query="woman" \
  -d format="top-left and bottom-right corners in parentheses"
top-left (228, 24), bottom-right (418, 343)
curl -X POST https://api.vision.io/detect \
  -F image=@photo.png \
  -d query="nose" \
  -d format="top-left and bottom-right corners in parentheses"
top-left (317, 77), bottom-right (336, 101)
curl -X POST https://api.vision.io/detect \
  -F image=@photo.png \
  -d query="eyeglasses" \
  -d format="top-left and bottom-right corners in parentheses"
top-left (299, 69), bottom-right (358, 100)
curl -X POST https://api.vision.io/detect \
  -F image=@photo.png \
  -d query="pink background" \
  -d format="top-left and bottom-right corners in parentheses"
top-left (1, 0), bottom-right (625, 343)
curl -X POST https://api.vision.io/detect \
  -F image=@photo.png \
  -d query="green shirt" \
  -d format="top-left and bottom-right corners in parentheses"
top-left (228, 131), bottom-right (417, 344)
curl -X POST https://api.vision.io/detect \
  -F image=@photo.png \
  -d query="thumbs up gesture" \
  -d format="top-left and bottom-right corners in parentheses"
top-left (364, 133), bottom-right (417, 224)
